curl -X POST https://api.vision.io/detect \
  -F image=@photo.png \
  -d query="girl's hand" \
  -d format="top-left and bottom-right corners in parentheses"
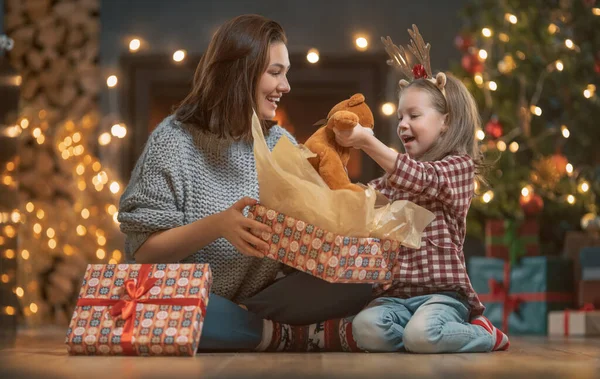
top-left (333, 124), bottom-right (373, 149)
top-left (218, 197), bottom-right (272, 258)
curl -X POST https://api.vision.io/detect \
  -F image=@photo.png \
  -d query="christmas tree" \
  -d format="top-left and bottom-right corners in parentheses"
top-left (453, 0), bottom-right (600, 253)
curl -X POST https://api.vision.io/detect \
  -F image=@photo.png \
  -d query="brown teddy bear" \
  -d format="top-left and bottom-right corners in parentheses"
top-left (304, 93), bottom-right (374, 192)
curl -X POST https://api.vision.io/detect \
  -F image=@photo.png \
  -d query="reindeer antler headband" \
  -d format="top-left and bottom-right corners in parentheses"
top-left (381, 25), bottom-right (446, 97)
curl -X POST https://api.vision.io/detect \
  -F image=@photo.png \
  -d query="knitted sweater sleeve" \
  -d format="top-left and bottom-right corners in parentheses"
top-left (118, 125), bottom-right (185, 261)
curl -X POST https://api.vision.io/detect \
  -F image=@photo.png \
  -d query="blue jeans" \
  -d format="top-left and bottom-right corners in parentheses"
top-left (351, 293), bottom-right (494, 353)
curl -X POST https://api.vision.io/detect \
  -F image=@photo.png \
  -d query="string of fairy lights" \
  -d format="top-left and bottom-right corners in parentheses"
top-left (463, 7), bottom-right (599, 222)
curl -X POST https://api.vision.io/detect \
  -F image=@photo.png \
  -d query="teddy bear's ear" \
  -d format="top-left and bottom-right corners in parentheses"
top-left (398, 79), bottom-right (410, 90)
top-left (435, 72), bottom-right (447, 91)
top-left (348, 93), bottom-right (365, 107)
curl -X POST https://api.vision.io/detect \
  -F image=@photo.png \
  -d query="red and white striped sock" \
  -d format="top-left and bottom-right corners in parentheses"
top-left (471, 315), bottom-right (510, 351)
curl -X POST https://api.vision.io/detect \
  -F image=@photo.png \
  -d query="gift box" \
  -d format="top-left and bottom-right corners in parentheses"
top-left (579, 280), bottom-right (600, 308)
top-left (248, 205), bottom-right (396, 284)
top-left (469, 256), bottom-right (574, 335)
top-left (65, 263), bottom-right (211, 356)
top-left (485, 219), bottom-right (539, 262)
top-left (580, 247), bottom-right (600, 280)
top-left (563, 232), bottom-right (600, 294)
top-left (548, 306), bottom-right (600, 336)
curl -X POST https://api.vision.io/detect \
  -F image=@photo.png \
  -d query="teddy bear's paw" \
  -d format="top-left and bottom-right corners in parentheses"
top-left (331, 110), bottom-right (359, 130)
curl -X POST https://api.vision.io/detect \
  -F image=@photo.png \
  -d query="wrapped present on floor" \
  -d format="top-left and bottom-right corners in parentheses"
top-left (563, 232), bottom-right (600, 293)
top-left (548, 305), bottom-right (600, 336)
top-left (249, 204), bottom-right (400, 284)
top-left (485, 219), bottom-right (539, 263)
top-left (469, 256), bottom-right (574, 335)
top-left (580, 247), bottom-right (600, 280)
top-left (65, 263), bottom-right (211, 356)
top-left (579, 280), bottom-right (600, 308)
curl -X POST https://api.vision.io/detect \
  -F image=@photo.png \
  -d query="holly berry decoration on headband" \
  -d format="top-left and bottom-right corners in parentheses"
top-left (412, 64), bottom-right (428, 79)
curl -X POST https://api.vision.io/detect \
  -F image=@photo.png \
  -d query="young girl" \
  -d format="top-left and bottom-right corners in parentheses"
top-left (330, 72), bottom-right (510, 353)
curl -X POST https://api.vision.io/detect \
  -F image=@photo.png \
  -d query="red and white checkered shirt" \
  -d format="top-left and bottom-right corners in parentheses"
top-left (369, 153), bottom-right (485, 317)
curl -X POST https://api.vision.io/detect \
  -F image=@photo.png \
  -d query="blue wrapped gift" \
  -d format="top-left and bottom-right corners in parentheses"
top-left (468, 256), bottom-right (574, 335)
top-left (581, 247), bottom-right (600, 280)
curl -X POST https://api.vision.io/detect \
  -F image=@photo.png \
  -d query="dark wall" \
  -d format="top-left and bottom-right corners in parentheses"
top-left (99, 0), bottom-right (468, 73)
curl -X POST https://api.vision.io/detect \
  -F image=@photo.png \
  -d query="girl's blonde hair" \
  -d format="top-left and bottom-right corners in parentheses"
top-left (399, 73), bottom-right (487, 182)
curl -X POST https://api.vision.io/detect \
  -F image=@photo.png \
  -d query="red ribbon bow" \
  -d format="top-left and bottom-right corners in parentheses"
top-left (76, 264), bottom-right (206, 355)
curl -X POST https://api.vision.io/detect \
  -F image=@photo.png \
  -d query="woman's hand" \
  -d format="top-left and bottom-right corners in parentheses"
top-left (333, 124), bottom-right (373, 149)
top-left (218, 197), bottom-right (272, 258)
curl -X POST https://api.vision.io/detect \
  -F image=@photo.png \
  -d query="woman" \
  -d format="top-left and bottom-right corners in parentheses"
top-left (118, 14), bottom-right (371, 350)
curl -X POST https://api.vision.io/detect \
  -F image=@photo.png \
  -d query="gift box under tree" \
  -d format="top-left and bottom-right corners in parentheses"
top-left (485, 219), bottom-right (540, 263)
top-left (248, 205), bottom-right (396, 284)
top-left (469, 256), bottom-right (574, 335)
top-left (65, 263), bottom-right (211, 356)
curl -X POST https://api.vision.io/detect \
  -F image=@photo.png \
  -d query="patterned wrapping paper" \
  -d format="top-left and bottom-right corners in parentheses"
top-left (65, 263), bottom-right (211, 356)
top-left (248, 205), bottom-right (396, 284)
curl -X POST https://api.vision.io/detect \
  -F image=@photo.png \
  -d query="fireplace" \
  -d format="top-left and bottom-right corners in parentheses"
top-left (119, 53), bottom-right (393, 184)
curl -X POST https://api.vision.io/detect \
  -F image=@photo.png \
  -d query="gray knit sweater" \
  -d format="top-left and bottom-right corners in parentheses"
top-left (118, 115), bottom-right (297, 302)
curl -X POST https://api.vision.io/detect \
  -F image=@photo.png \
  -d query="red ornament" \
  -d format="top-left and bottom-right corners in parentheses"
top-left (412, 64), bottom-right (427, 79)
top-left (454, 34), bottom-right (473, 52)
top-left (461, 53), bottom-right (483, 74)
top-left (520, 193), bottom-right (544, 216)
top-left (485, 118), bottom-right (503, 139)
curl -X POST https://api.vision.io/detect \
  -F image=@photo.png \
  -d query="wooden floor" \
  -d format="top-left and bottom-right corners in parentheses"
top-left (1, 327), bottom-right (600, 378)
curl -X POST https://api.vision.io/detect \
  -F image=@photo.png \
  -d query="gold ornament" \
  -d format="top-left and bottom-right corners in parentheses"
top-left (531, 156), bottom-right (563, 190)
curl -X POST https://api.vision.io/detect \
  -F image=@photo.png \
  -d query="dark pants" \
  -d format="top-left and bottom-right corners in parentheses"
top-left (198, 271), bottom-right (372, 351)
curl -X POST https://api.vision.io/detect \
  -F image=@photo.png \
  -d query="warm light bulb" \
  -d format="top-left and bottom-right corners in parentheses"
top-left (36, 209), bottom-right (45, 219)
top-left (26, 202), bottom-right (34, 213)
top-left (33, 223), bottom-right (42, 234)
top-left (478, 49), bottom-right (488, 60)
top-left (584, 89), bottom-right (593, 98)
top-left (548, 23), bottom-right (558, 34)
top-left (476, 130), bottom-right (485, 141)
top-left (561, 125), bottom-right (570, 138)
top-left (488, 81), bottom-right (497, 91)
top-left (496, 141), bottom-right (507, 151)
top-left (106, 75), bottom-right (118, 88)
top-left (76, 225), bottom-right (87, 236)
top-left (521, 186), bottom-right (530, 197)
top-left (76, 164), bottom-right (85, 175)
top-left (21, 249), bottom-right (29, 260)
top-left (107, 205), bottom-right (117, 215)
top-left (20, 118), bottom-right (29, 129)
top-left (505, 14), bottom-right (518, 24)
top-left (482, 190), bottom-right (494, 203)
top-left (530, 106), bottom-right (542, 116)
top-left (15, 287), bottom-right (24, 297)
top-left (109, 182), bottom-right (120, 194)
top-left (593, 8), bottom-right (600, 16)
top-left (565, 39), bottom-right (574, 49)
top-left (566, 163), bottom-right (573, 175)
top-left (129, 38), bottom-right (141, 52)
top-left (46, 228), bottom-right (55, 238)
top-left (481, 28), bottom-right (493, 37)
top-left (381, 102), bottom-right (395, 116)
top-left (96, 248), bottom-right (106, 259)
top-left (173, 49), bottom-right (186, 62)
top-left (579, 181), bottom-right (590, 193)
top-left (355, 37), bottom-right (368, 50)
top-left (98, 132), bottom-right (111, 146)
top-left (29, 303), bottom-right (38, 313)
top-left (48, 239), bottom-right (56, 249)
top-left (567, 194), bottom-right (575, 204)
top-left (81, 208), bottom-right (90, 219)
top-left (5, 249), bottom-right (14, 259)
top-left (474, 74), bottom-right (484, 85)
top-left (555, 60), bottom-right (564, 71)
top-left (306, 49), bottom-right (319, 64)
